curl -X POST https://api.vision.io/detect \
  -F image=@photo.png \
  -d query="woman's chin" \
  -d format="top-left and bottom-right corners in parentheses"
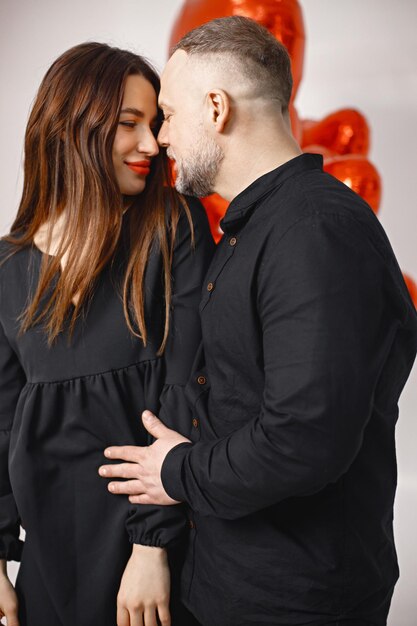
top-left (119, 181), bottom-right (146, 196)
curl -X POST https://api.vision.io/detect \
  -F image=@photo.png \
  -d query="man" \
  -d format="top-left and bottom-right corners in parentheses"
top-left (99, 16), bottom-right (417, 626)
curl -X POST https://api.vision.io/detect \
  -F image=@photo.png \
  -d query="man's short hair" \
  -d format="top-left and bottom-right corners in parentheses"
top-left (171, 15), bottom-right (293, 111)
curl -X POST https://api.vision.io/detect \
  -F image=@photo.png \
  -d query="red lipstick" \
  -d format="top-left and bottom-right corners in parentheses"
top-left (125, 160), bottom-right (151, 176)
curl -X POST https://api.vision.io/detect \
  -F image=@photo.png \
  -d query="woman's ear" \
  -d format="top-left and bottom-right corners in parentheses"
top-left (205, 89), bottom-right (230, 133)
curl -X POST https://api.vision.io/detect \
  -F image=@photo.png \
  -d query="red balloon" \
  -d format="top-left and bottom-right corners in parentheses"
top-left (301, 110), bottom-right (370, 157)
top-left (169, 0), bottom-right (306, 100)
top-left (323, 155), bottom-right (382, 214)
top-left (302, 144), bottom-right (336, 159)
top-left (201, 194), bottom-right (228, 243)
top-left (403, 274), bottom-right (417, 308)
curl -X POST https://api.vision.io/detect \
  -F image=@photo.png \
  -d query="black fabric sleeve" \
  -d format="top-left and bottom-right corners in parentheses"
top-left (0, 318), bottom-right (26, 560)
top-left (126, 197), bottom-right (215, 545)
top-left (161, 212), bottom-right (400, 519)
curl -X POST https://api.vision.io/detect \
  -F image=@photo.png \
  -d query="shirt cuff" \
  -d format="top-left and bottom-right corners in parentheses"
top-left (0, 534), bottom-right (24, 562)
top-left (161, 442), bottom-right (193, 503)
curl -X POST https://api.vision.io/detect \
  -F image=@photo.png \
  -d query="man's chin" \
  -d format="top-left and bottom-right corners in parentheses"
top-left (174, 178), bottom-right (200, 197)
top-left (176, 189), bottom-right (199, 198)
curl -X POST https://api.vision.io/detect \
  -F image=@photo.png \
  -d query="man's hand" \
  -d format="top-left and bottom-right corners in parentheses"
top-left (98, 411), bottom-right (191, 505)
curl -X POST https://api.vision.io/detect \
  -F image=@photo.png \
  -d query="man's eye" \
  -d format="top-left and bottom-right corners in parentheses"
top-left (163, 115), bottom-right (171, 123)
top-left (119, 121), bottom-right (135, 128)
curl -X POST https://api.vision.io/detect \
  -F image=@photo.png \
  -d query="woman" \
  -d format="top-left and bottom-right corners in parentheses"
top-left (0, 42), bottom-right (213, 626)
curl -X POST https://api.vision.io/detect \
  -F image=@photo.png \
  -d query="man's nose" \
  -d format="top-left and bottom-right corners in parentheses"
top-left (157, 123), bottom-right (169, 148)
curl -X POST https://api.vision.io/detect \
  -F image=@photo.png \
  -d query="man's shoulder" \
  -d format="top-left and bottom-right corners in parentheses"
top-left (259, 168), bottom-right (384, 250)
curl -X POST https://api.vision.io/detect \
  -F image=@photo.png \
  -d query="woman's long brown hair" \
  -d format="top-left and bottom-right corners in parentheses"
top-left (3, 42), bottom-right (191, 353)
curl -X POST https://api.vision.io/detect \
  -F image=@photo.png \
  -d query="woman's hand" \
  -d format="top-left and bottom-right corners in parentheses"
top-left (0, 561), bottom-right (19, 626)
top-left (117, 545), bottom-right (171, 626)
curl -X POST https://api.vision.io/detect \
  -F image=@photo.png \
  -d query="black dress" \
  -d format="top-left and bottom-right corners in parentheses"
top-left (0, 200), bottom-right (214, 626)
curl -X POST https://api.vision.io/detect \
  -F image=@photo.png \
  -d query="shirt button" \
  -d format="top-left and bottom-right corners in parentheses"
top-left (197, 376), bottom-right (206, 385)
top-left (189, 519), bottom-right (195, 529)
top-left (229, 237), bottom-right (237, 246)
top-left (207, 282), bottom-right (214, 292)
top-left (192, 418), bottom-right (199, 428)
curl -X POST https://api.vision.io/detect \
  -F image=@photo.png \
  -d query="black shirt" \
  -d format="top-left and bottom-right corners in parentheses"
top-left (162, 154), bottom-right (417, 626)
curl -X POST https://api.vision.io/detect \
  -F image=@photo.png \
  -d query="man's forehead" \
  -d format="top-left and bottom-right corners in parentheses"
top-left (161, 50), bottom-right (247, 101)
top-left (159, 51), bottom-right (188, 106)
top-left (161, 50), bottom-right (189, 86)
top-left (160, 50), bottom-right (196, 107)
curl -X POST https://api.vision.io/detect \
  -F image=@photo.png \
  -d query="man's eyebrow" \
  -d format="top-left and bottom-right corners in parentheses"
top-left (120, 107), bottom-right (144, 116)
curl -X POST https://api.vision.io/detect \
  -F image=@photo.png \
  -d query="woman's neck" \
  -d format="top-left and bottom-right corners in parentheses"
top-left (33, 212), bottom-right (67, 257)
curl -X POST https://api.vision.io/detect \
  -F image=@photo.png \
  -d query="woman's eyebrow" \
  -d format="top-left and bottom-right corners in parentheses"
top-left (120, 107), bottom-right (144, 116)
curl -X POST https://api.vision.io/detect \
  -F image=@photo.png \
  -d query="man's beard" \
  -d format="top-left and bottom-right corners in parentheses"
top-left (167, 134), bottom-right (224, 197)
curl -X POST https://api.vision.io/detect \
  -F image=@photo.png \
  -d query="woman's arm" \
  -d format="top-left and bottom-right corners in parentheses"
top-left (0, 559), bottom-right (19, 626)
top-left (116, 545), bottom-right (170, 626)
top-left (0, 316), bottom-right (26, 626)
top-left (0, 318), bottom-right (25, 561)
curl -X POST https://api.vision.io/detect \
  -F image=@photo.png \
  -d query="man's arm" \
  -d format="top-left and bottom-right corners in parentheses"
top-left (102, 213), bottom-right (409, 519)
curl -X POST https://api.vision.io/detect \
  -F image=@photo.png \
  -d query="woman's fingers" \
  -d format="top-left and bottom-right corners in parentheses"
top-left (117, 602), bottom-right (170, 626)
top-left (117, 605), bottom-right (131, 626)
top-left (129, 609), bottom-right (144, 626)
top-left (3, 605), bottom-right (19, 626)
top-left (157, 603), bottom-right (171, 626)
top-left (143, 606), bottom-right (158, 626)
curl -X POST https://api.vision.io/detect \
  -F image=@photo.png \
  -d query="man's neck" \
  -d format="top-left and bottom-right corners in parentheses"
top-left (215, 131), bottom-right (302, 202)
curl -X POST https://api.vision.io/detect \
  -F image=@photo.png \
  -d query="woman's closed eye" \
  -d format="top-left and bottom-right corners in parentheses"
top-left (119, 120), bottom-right (136, 128)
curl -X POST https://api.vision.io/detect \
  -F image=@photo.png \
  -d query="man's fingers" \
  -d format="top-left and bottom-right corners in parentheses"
top-left (108, 479), bottom-right (144, 496)
top-left (99, 462), bottom-right (141, 479)
top-left (104, 445), bottom-right (145, 462)
top-left (129, 494), bottom-right (155, 505)
top-left (142, 411), bottom-right (172, 439)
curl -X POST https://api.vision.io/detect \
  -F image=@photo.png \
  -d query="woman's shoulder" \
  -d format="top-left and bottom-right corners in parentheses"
top-left (166, 194), bottom-right (216, 271)
top-left (181, 195), bottom-right (209, 227)
top-left (165, 190), bottom-right (206, 224)
top-left (0, 236), bottom-right (32, 275)
top-left (167, 193), bottom-right (213, 244)
top-left (182, 196), bottom-right (215, 255)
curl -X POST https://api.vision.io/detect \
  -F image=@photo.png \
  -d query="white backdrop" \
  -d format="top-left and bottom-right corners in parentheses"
top-left (0, 1), bottom-right (416, 624)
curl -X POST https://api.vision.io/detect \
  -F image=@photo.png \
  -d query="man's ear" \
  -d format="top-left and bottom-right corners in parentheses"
top-left (205, 89), bottom-right (230, 133)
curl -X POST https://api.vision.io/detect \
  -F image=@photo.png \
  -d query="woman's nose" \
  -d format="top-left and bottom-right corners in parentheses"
top-left (137, 129), bottom-right (159, 157)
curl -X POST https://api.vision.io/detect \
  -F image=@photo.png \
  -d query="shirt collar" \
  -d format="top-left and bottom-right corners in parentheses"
top-left (220, 153), bottom-right (323, 231)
